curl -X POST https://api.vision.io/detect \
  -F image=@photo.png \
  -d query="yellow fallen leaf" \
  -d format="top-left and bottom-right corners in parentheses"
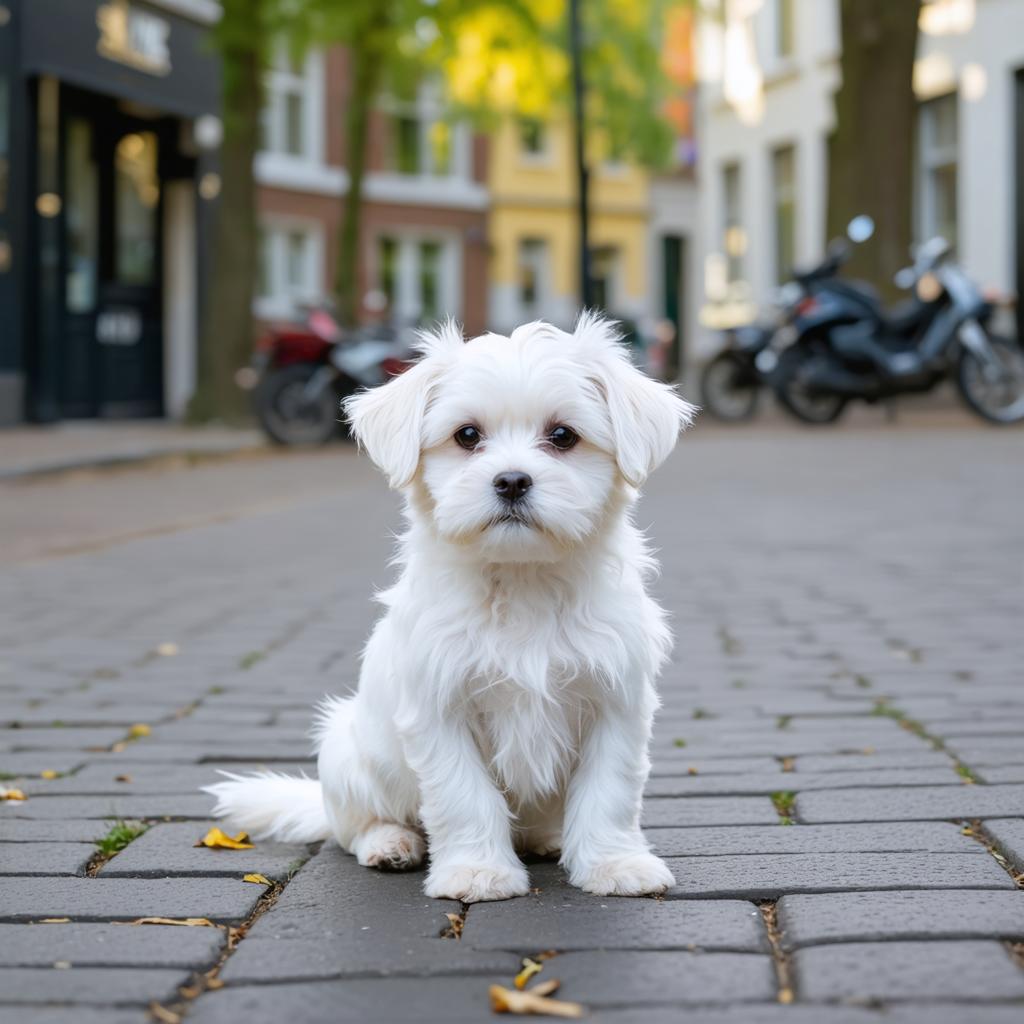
top-left (123, 917), bottom-right (218, 928)
top-left (0, 788), bottom-right (26, 802)
top-left (40, 770), bottom-right (60, 780)
top-left (242, 873), bottom-right (272, 885)
top-left (514, 958), bottom-right (543, 990)
top-left (778, 987), bottom-right (795, 1004)
top-left (155, 642), bottom-right (179, 657)
top-left (128, 723), bottom-right (151, 738)
top-left (39, 918), bottom-right (71, 924)
top-left (149, 1002), bottom-right (182, 1024)
top-left (490, 981), bottom-right (582, 1018)
top-left (444, 911), bottom-right (465, 939)
top-left (194, 827), bottom-right (253, 850)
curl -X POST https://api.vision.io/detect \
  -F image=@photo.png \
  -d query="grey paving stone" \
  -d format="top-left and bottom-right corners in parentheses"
top-left (796, 784), bottom-right (1024, 823)
top-left (591, 1008), bottom-right (1024, 1024)
top-left (187, 978), bottom-right (532, 1024)
top-left (462, 893), bottom-right (766, 952)
top-left (664, 852), bottom-right (1013, 899)
top-left (778, 889), bottom-right (1024, 948)
top-left (978, 766), bottom-right (1024, 783)
top-left (547, 950), bottom-right (776, 1006)
top-left (0, 922), bottom-right (224, 967)
top-left (794, 940), bottom-right (1024, 1003)
top-left (100, 822), bottom-right (307, 879)
top-left (646, 768), bottom-right (960, 797)
top-left (220, 935), bottom-right (519, 983)
top-left (0, 877), bottom-right (262, 923)
top-left (0, 1010), bottom-right (144, 1024)
top-left (642, 797), bottom-right (779, 827)
top-left (0, 842), bottom-right (92, 876)
top-left (0, 754), bottom-right (87, 777)
top-left (984, 818), bottom-right (1024, 872)
top-left (1, 794), bottom-right (217, 819)
top-left (648, 756), bottom-right (781, 777)
top-left (0, 967), bottom-right (185, 1006)
top-left (0, 820), bottom-right (109, 843)
top-left (645, 821), bottom-right (983, 857)
top-left (0, 728), bottom-right (127, 751)
top-left (794, 753), bottom-right (954, 773)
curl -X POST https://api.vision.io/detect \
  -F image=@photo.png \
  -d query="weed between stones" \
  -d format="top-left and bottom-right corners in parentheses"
top-left (771, 791), bottom-right (797, 826)
top-left (759, 901), bottom-right (794, 1004)
top-left (86, 819), bottom-right (149, 875)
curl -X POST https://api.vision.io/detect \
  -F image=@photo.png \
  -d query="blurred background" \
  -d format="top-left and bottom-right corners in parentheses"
top-left (0, 0), bottom-right (1021, 441)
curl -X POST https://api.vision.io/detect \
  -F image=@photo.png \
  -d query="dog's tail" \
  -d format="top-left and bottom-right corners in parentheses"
top-left (203, 772), bottom-right (331, 843)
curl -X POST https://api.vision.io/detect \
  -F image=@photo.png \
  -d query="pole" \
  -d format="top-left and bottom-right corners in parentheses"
top-left (569, 0), bottom-right (591, 309)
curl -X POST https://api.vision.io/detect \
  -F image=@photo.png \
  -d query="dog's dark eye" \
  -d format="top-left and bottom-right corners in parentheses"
top-left (454, 425), bottom-right (482, 450)
top-left (547, 425), bottom-right (579, 451)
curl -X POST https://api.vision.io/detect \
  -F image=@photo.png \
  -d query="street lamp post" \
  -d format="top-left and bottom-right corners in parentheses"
top-left (569, 0), bottom-right (592, 310)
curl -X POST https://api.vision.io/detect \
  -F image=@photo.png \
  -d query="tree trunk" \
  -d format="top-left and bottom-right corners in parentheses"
top-left (827, 0), bottom-right (920, 300)
top-left (189, 0), bottom-right (266, 423)
top-left (336, 21), bottom-right (388, 327)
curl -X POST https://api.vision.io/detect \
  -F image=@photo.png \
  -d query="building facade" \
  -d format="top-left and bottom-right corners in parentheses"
top-left (0, 0), bottom-right (222, 424)
top-left (487, 117), bottom-right (652, 335)
top-left (254, 49), bottom-right (490, 335)
top-left (695, 0), bottom-right (1024, 359)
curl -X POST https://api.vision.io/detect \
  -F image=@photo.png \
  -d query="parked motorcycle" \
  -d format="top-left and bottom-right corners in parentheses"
top-left (774, 227), bottom-right (1024, 425)
top-left (249, 307), bottom-right (413, 446)
top-left (699, 288), bottom-right (810, 421)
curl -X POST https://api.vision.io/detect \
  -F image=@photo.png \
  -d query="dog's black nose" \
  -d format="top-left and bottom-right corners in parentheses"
top-left (493, 471), bottom-right (533, 502)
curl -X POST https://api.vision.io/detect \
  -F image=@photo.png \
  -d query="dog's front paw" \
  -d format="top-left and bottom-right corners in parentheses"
top-left (424, 862), bottom-right (530, 902)
top-left (572, 852), bottom-right (675, 896)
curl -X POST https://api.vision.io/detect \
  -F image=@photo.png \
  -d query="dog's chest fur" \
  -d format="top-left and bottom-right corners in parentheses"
top-left (456, 568), bottom-right (634, 803)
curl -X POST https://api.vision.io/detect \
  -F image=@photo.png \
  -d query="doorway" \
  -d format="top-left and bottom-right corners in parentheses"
top-left (60, 92), bottom-right (164, 418)
top-left (661, 234), bottom-right (688, 378)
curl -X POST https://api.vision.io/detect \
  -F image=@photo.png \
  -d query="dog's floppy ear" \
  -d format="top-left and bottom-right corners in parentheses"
top-left (344, 320), bottom-right (462, 489)
top-left (574, 312), bottom-right (697, 487)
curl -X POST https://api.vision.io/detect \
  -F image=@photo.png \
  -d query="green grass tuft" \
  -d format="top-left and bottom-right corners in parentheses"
top-left (95, 820), bottom-right (148, 857)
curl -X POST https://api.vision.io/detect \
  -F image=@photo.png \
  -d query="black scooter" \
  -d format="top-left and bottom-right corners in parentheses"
top-left (773, 225), bottom-right (1024, 425)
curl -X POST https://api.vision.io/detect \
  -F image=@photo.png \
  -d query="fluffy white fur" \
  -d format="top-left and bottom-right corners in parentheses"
top-left (205, 314), bottom-right (696, 902)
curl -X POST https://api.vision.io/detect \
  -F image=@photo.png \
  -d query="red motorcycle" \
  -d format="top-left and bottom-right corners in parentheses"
top-left (249, 308), bottom-right (413, 445)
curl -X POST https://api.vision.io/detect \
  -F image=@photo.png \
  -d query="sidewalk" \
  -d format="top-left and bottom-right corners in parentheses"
top-left (0, 421), bottom-right (266, 481)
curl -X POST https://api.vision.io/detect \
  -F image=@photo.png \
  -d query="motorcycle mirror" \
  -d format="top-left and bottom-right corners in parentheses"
top-left (893, 267), bottom-right (916, 290)
top-left (847, 215), bottom-right (875, 244)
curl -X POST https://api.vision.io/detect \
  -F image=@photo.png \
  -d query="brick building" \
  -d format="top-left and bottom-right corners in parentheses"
top-left (254, 47), bottom-right (490, 335)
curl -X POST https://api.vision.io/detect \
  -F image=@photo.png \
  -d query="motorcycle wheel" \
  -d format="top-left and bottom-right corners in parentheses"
top-left (956, 334), bottom-right (1024, 424)
top-left (255, 364), bottom-right (340, 446)
top-left (773, 348), bottom-right (848, 425)
top-left (699, 351), bottom-right (761, 422)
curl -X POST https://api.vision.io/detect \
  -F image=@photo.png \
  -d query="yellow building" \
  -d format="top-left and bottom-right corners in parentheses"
top-left (487, 117), bottom-right (652, 332)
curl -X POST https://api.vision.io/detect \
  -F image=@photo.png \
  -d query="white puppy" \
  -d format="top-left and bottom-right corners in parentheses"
top-left (206, 314), bottom-right (695, 902)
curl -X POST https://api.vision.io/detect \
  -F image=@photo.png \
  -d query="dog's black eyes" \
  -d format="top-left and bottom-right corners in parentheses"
top-left (547, 425), bottom-right (579, 451)
top-left (454, 425), bottom-right (482, 450)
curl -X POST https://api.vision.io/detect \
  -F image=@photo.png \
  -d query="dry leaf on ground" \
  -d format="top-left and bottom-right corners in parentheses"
top-left (149, 1002), bottom-right (182, 1023)
top-left (128, 723), bottom-right (151, 738)
top-left (194, 827), bottom-right (254, 850)
top-left (40, 770), bottom-right (60, 780)
top-left (155, 642), bottom-right (179, 657)
top-left (242, 873), bottom-right (272, 885)
top-left (490, 979), bottom-right (583, 1018)
top-left (0, 788), bottom-right (26, 802)
top-left (443, 912), bottom-right (465, 939)
top-left (513, 958), bottom-right (543, 990)
top-left (123, 917), bottom-right (218, 928)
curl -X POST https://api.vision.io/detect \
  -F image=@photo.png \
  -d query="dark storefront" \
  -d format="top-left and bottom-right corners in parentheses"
top-left (0, 0), bottom-right (220, 424)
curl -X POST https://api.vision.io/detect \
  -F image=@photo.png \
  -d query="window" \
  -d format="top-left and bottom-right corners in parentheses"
top-left (721, 161), bottom-right (745, 283)
top-left (64, 117), bottom-right (99, 312)
top-left (256, 222), bottom-right (323, 316)
top-left (262, 48), bottom-right (319, 161)
top-left (519, 119), bottom-right (548, 158)
top-left (385, 111), bottom-right (454, 177)
top-left (918, 93), bottom-right (958, 250)
top-left (114, 131), bottom-right (159, 285)
top-left (776, 0), bottom-right (795, 60)
top-left (517, 239), bottom-right (548, 317)
top-left (376, 235), bottom-right (457, 323)
top-left (590, 246), bottom-right (619, 313)
top-left (771, 144), bottom-right (796, 285)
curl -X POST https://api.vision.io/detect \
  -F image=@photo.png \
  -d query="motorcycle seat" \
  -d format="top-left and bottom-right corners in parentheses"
top-left (878, 299), bottom-right (926, 338)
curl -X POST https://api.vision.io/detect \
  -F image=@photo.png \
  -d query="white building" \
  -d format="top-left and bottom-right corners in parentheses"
top-left (693, 0), bottom-right (1024, 360)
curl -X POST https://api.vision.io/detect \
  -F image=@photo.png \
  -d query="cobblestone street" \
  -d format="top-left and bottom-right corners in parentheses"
top-left (2, 419), bottom-right (1023, 1023)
